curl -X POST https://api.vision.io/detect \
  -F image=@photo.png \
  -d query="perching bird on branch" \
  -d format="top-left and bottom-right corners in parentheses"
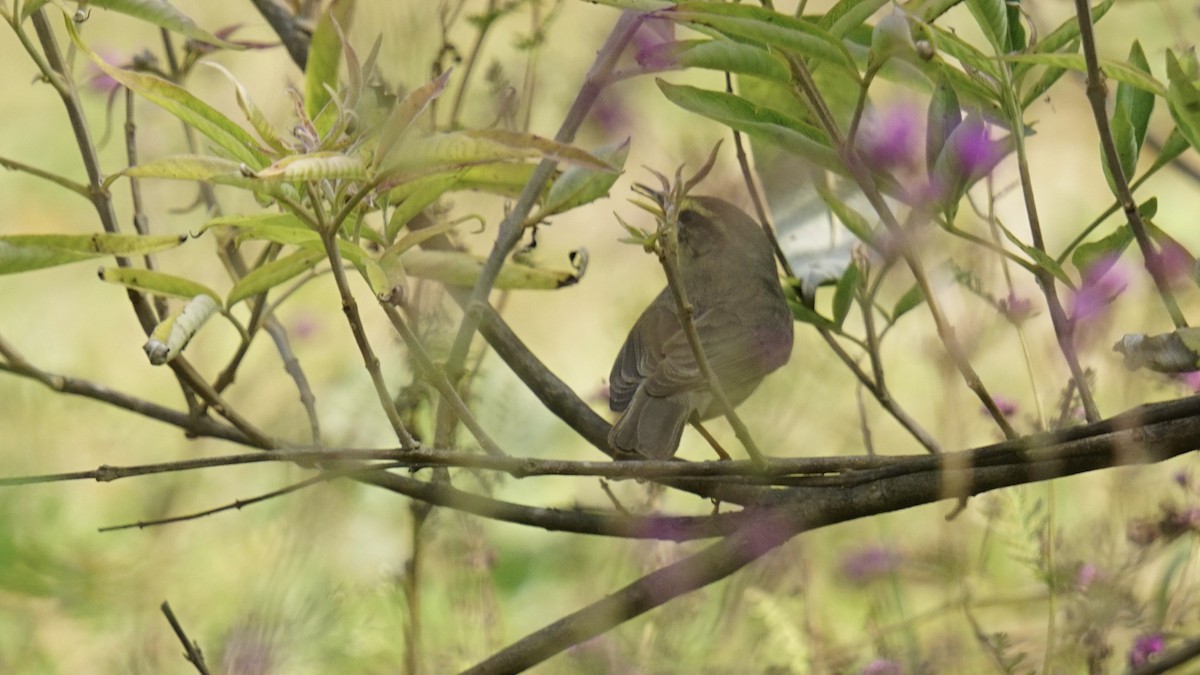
top-left (608, 190), bottom-right (794, 459)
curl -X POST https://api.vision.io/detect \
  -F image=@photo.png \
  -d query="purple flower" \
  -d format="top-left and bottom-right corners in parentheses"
top-left (840, 544), bottom-right (902, 583)
top-left (985, 395), bottom-right (1019, 418)
top-left (1128, 633), bottom-right (1165, 668)
top-left (999, 293), bottom-right (1034, 322)
top-left (84, 50), bottom-right (123, 94)
top-left (860, 659), bottom-right (903, 675)
top-left (1075, 562), bottom-right (1099, 591)
top-left (1069, 256), bottom-right (1128, 323)
top-left (1177, 372), bottom-right (1200, 393)
top-left (860, 104), bottom-right (921, 171)
top-left (1148, 240), bottom-right (1195, 287)
top-left (633, 18), bottom-right (676, 70)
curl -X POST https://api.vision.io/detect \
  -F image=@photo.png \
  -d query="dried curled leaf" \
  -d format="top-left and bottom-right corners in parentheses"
top-left (1114, 328), bottom-right (1200, 373)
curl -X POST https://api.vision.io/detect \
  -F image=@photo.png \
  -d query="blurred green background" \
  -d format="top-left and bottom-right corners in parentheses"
top-left (2, 1), bottom-right (1200, 672)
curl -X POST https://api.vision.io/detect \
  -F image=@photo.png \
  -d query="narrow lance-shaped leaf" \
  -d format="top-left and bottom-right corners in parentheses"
top-left (643, 40), bottom-right (790, 82)
top-left (374, 69), bottom-right (452, 169)
top-left (1165, 50), bottom-right (1200, 154)
top-left (891, 283), bottom-right (925, 322)
top-left (832, 262), bottom-right (859, 328)
top-left (98, 267), bottom-right (220, 301)
top-left (667, 4), bottom-right (860, 79)
top-left (1071, 225), bottom-right (1133, 278)
top-left (66, 20), bottom-right (267, 168)
top-left (252, 152), bottom-right (367, 182)
top-left (1006, 53), bottom-right (1167, 97)
top-left (820, 0), bottom-right (889, 38)
top-left (58, 0), bottom-right (236, 47)
top-left (787, 299), bottom-right (839, 331)
top-left (305, 0), bottom-right (357, 126)
top-left (532, 138), bottom-right (630, 222)
top-left (0, 233), bottom-right (185, 274)
top-left (926, 75), bottom-right (962, 176)
top-left (965, 0), bottom-right (1008, 53)
top-left (109, 154), bottom-right (255, 190)
top-left (143, 295), bottom-right (220, 365)
top-left (226, 249), bottom-right (325, 307)
top-left (400, 249), bottom-right (584, 290)
top-left (202, 62), bottom-right (289, 153)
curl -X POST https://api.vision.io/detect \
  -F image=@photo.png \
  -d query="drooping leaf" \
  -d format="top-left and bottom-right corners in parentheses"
top-left (67, 20), bottom-right (267, 168)
top-left (143, 295), bottom-right (220, 365)
top-left (534, 139), bottom-right (630, 221)
top-left (400, 249), bottom-right (583, 290)
top-left (374, 69), bottom-right (452, 169)
top-left (226, 249), bottom-right (324, 306)
top-left (0, 233), bottom-right (186, 274)
top-left (668, 3), bottom-right (860, 79)
top-left (891, 283), bottom-right (925, 322)
top-left (645, 39), bottom-right (790, 81)
top-left (1165, 50), bottom-right (1200, 154)
top-left (657, 80), bottom-right (842, 173)
top-left (59, 0), bottom-right (235, 47)
top-left (97, 267), bottom-right (219, 301)
top-left (787, 299), bottom-right (839, 331)
top-left (1006, 53), bottom-right (1167, 97)
top-left (1071, 225), bottom-right (1133, 278)
top-left (110, 154), bottom-right (256, 190)
top-left (202, 62), bottom-right (288, 153)
top-left (253, 152), bottom-right (367, 181)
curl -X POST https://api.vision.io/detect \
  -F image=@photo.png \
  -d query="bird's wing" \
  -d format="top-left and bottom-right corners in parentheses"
top-left (608, 290), bottom-right (678, 412)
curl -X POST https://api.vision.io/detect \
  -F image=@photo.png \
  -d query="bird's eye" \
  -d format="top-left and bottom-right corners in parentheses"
top-left (679, 209), bottom-right (699, 226)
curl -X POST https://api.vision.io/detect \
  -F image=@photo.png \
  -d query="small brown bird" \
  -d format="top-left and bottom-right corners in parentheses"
top-left (608, 193), bottom-right (794, 459)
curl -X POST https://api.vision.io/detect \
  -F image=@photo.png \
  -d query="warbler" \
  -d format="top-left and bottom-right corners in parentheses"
top-left (608, 193), bottom-right (794, 459)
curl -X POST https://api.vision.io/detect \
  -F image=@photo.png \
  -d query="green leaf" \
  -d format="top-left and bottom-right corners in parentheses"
top-left (1145, 128), bottom-right (1189, 177)
top-left (203, 62), bottom-right (288, 153)
top-left (660, 39), bottom-right (789, 82)
top-left (1103, 106), bottom-right (1138, 196)
top-left (787, 299), bottom-right (838, 331)
top-left (534, 139), bottom-right (629, 221)
top-left (1015, 0), bottom-right (1114, 79)
top-left (374, 69), bottom-right (452, 168)
top-left (400, 249), bottom-right (583, 290)
top-left (226, 249), bottom-right (324, 306)
top-left (98, 267), bottom-right (219, 301)
top-left (66, 21), bottom-right (267, 169)
top-left (331, 238), bottom-right (393, 299)
top-left (0, 233), bottom-right (186, 274)
top-left (1121, 41), bottom-right (1155, 152)
top-left (1165, 50), bottom-right (1200, 154)
top-left (253, 152), bottom-right (367, 182)
top-left (60, 0), bottom-right (235, 46)
top-left (924, 22), bottom-right (1001, 80)
top-left (813, 180), bottom-right (874, 244)
top-left (305, 0), bottom-right (356, 126)
top-left (656, 80), bottom-right (841, 173)
top-left (669, 4), bottom-right (860, 79)
top-left (965, 0), bottom-right (1009, 52)
top-left (820, 0), bottom-right (889, 38)
top-left (1006, 53), bottom-right (1167, 97)
top-left (995, 222), bottom-right (1074, 287)
top-left (111, 154), bottom-right (257, 190)
top-left (1005, 1), bottom-right (1026, 52)
top-left (385, 174), bottom-right (460, 240)
top-left (385, 130), bottom-right (612, 176)
top-left (832, 262), bottom-right (859, 327)
top-left (891, 283), bottom-right (925, 322)
top-left (1019, 44), bottom-right (1075, 109)
top-left (385, 218), bottom-right (471, 256)
top-left (1071, 225), bottom-right (1133, 277)
top-left (926, 75), bottom-right (962, 176)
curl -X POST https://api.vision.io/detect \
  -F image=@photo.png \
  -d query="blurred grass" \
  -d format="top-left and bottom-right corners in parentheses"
top-left (0, 1), bottom-right (1199, 673)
